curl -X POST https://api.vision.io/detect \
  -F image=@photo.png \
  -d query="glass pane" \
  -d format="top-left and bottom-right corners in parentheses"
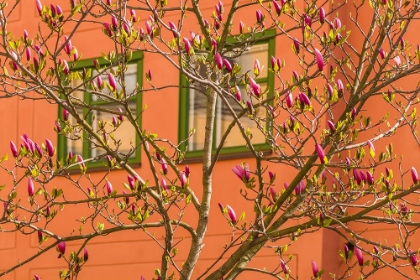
top-left (91, 102), bottom-right (138, 157)
top-left (225, 43), bottom-right (269, 78)
top-left (67, 78), bottom-right (86, 156)
top-left (188, 61), bottom-right (207, 151)
top-left (92, 63), bottom-right (137, 102)
top-left (216, 84), bottom-right (268, 148)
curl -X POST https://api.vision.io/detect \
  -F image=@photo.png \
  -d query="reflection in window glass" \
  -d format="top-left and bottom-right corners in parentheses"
top-left (187, 42), bottom-right (269, 151)
top-left (92, 64), bottom-right (138, 102)
top-left (91, 102), bottom-right (137, 157)
top-left (67, 64), bottom-right (139, 159)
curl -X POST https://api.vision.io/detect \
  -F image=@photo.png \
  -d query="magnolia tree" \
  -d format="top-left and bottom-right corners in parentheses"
top-left (1, 0), bottom-right (420, 279)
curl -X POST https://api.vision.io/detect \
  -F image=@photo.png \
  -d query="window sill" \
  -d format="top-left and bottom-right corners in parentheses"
top-left (180, 148), bottom-right (272, 164)
top-left (61, 161), bottom-right (141, 174)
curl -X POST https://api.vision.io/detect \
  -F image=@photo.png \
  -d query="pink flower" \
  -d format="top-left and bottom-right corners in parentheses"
top-left (319, 7), bottom-right (325, 24)
top-left (215, 52), bottom-right (223, 69)
top-left (409, 249), bottom-right (418, 266)
top-left (226, 205), bottom-right (237, 224)
top-left (311, 260), bottom-right (319, 278)
top-left (10, 141), bottom-right (18, 157)
top-left (106, 180), bottom-right (113, 195)
top-left (45, 139), bottom-right (54, 157)
top-left (327, 120), bottom-right (336, 133)
top-left (273, 0), bottom-right (281, 16)
top-left (232, 164), bottom-right (250, 183)
top-left (36, 0), bottom-right (42, 16)
top-left (411, 167), bottom-right (418, 184)
top-left (223, 59), bottom-right (232, 72)
top-left (168, 21), bottom-right (178, 38)
top-left (28, 177), bottom-right (35, 197)
top-left (108, 73), bottom-right (117, 91)
top-left (239, 21), bottom-right (244, 34)
top-left (249, 78), bottom-right (261, 97)
top-left (355, 247), bottom-right (364, 266)
top-left (314, 48), bottom-right (324, 71)
top-left (285, 91), bottom-right (293, 108)
top-left (83, 247), bottom-right (89, 262)
top-left (315, 143), bottom-right (326, 164)
top-left (379, 48), bottom-right (385, 59)
top-left (179, 171), bottom-right (187, 187)
top-left (57, 241), bottom-right (66, 255)
top-left (394, 56), bottom-right (401, 67)
top-left (26, 47), bottom-right (31, 61)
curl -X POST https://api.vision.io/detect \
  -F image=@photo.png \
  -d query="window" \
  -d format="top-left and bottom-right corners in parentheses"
top-left (57, 52), bottom-right (143, 169)
top-left (178, 30), bottom-right (275, 158)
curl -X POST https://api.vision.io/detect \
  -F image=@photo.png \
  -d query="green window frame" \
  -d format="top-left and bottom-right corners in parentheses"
top-left (178, 30), bottom-right (276, 159)
top-left (57, 52), bottom-right (143, 169)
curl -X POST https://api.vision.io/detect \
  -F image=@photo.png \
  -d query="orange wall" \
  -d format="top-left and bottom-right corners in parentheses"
top-left (1, 0), bottom-right (419, 279)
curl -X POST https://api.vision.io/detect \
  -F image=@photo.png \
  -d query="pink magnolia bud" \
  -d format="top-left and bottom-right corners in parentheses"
top-left (168, 21), bottom-right (178, 38)
top-left (379, 48), bottom-right (385, 59)
top-left (355, 247), bottom-right (364, 266)
top-left (281, 260), bottom-right (288, 274)
top-left (256, 9), bottom-right (263, 23)
top-left (106, 180), bottom-right (113, 195)
top-left (56, 5), bottom-right (63, 18)
top-left (285, 91), bottom-right (293, 108)
top-left (234, 86), bottom-right (241, 101)
top-left (28, 177), bottom-right (35, 197)
top-left (269, 171), bottom-right (275, 183)
top-left (319, 7), bottom-right (325, 24)
top-left (292, 70), bottom-right (299, 82)
top-left (315, 143), bottom-right (326, 164)
top-left (24, 30), bottom-right (29, 41)
top-left (223, 59), bottom-right (232, 72)
top-left (10, 141), bottom-right (18, 157)
top-left (185, 165), bottom-right (190, 177)
top-left (63, 36), bottom-right (72, 55)
top-left (34, 143), bottom-right (42, 157)
top-left (34, 274), bottom-right (41, 280)
top-left (215, 52), bottom-right (223, 69)
top-left (327, 120), bottom-right (336, 133)
top-left (366, 171), bottom-right (374, 185)
top-left (298, 92), bottom-right (311, 107)
top-left (33, 57), bottom-right (39, 73)
top-left (249, 78), bottom-right (261, 97)
top-left (26, 47), bottom-right (31, 61)
top-left (239, 21), bottom-right (244, 34)
top-left (412, 167), bottom-right (419, 184)
top-left (351, 107), bottom-right (357, 120)
top-left (103, 23), bottom-right (113, 37)
top-left (394, 56), bottom-right (401, 67)
top-left (314, 48), bottom-right (324, 71)
top-left (180, 171), bottom-right (187, 187)
top-left (293, 38), bottom-right (300, 54)
top-left (311, 260), bottom-right (319, 278)
top-left (117, 108), bottom-right (124, 121)
top-left (327, 83), bottom-right (333, 99)
top-left (226, 205), bottom-right (237, 224)
top-left (77, 154), bottom-right (85, 169)
top-left (273, 0), bottom-right (281, 15)
top-left (367, 140), bottom-right (375, 153)
top-left (128, 175), bottom-right (135, 190)
top-left (111, 15), bottom-right (118, 30)
top-left (62, 60), bottom-right (69, 75)
top-left (146, 69), bottom-right (152, 81)
top-left (334, 17), bottom-right (342, 29)
top-left (337, 79), bottom-right (344, 92)
top-left (50, 4), bottom-right (56, 17)
top-left (83, 247), bottom-right (88, 262)
top-left (183, 37), bottom-right (193, 56)
top-left (37, 230), bottom-right (43, 243)
top-left (36, 0), bottom-right (43, 16)
top-left (294, 181), bottom-right (306, 195)
top-left (108, 73), bottom-right (117, 91)
top-left (10, 52), bottom-right (18, 71)
top-left (353, 169), bottom-right (362, 185)
top-left (218, 203), bottom-right (224, 213)
top-left (72, 47), bottom-right (79, 61)
top-left (269, 187), bottom-right (276, 200)
top-left (57, 241), bottom-right (66, 255)
top-left (232, 164), bottom-right (250, 183)
top-left (145, 20), bottom-right (152, 37)
top-left (160, 178), bottom-right (168, 191)
top-left (45, 139), bottom-right (54, 157)
top-left (211, 38), bottom-right (217, 53)
top-left (409, 249), bottom-right (418, 266)
top-left (161, 158), bottom-right (168, 175)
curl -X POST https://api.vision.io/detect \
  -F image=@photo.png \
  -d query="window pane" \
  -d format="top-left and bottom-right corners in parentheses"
top-left (67, 78), bottom-right (85, 156)
top-left (92, 63), bottom-right (137, 102)
top-left (187, 61), bottom-right (207, 151)
top-left (91, 102), bottom-right (138, 157)
top-left (216, 84), bottom-right (267, 148)
top-left (226, 43), bottom-right (269, 78)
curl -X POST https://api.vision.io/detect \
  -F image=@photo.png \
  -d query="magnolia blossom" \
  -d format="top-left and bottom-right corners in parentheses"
top-left (106, 181), bottom-right (113, 195)
top-left (311, 260), bottom-right (319, 278)
top-left (355, 247), bottom-right (364, 266)
top-left (28, 177), bottom-right (35, 197)
top-left (319, 7), bottom-right (325, 24)
top-left (248, 78), bottom-right (261, 97)
top-left (411, 167), bottom-right (418, 184)
top-left (314, 48), bottom-right (324, 71)
top-left (10, 141), bottom-right (18, 157)
top-left (226, 205), bottom-right (237, 224)
top-left (57, 241), bottom-right (66, 255)
top-left (315, 144), bottom-right (326, 164)
top-left (232, 164), bottom-right (250, 183)
top-left (215, 52), bottom-right (223, 69)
